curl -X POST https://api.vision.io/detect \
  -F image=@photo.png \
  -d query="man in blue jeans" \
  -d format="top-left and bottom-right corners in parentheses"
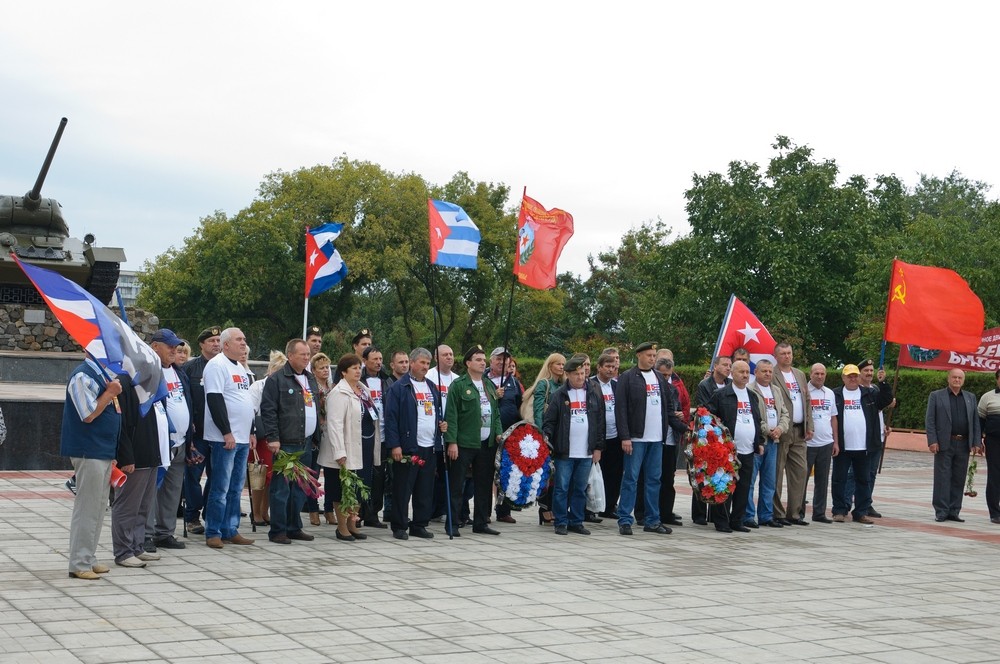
top-left (181, 326), bottom-right (221, 534)
top-left (747, 359), bottom-right (788, 528)
top-left (260, 339), bottom-right (322, 544)
top-left (614, 342), bottom-right (687, 536)
top-left (202, 327), bottom-right (257, 549)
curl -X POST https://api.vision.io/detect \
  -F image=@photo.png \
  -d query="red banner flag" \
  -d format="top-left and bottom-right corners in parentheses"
top-left (899, 326), bottom-right (1000, 372)
top-left (514, 192), bottom-right (573, 290)
top-left (711, 295), bottom-right (777, 365)
top-left (884, 259), bottom-right (984, 353)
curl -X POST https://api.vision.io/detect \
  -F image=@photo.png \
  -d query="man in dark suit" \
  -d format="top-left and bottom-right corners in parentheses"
top-left (692, 356), bottom-right (732, 525)
top-left (707, 360), bottom-right (765, 533)
top-left (926, 369), bottom-right (982, 522)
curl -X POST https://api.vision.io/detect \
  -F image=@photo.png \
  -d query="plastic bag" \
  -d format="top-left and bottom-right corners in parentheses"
top-left (586, 462), bottom-right (606, 513)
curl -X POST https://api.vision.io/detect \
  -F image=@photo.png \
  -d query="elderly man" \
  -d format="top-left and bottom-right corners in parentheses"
top-left (805, 363), bottom-right (837, 523)
top-left (261, 339), bottom-right (322, 544)
top-left (62, 356), bottom-right (123, 579)
top-left (772, 342), bottom-right (812, 527)
top-left (384, 348), bottom-right (446, 540)
top-left (615, 342), bottom-right (687, 536)
top-left (848, 358), bottom-right (896, 518)
top-left (747, 359), bottom-right (789, 528)
top-left (692, 355), bottom-right (732, 525)
top-left (707, 360), bottom-right (765, 533)
top-left (592, 352), bottom-right (621, 520)
top-left (182, 326), bottom-right (221, 534)
top-left (202, 327), bottom-right (257, 549)
top-left (149, 329), bottom-right (194, 550)
top-left (927, 369), bottom-right (982, 522)
top-left (444, 345), bottom-right (502, 537)
top-left (831, 364), bottom-right (893, 524)
top-left (427, 344), bottom-right (457, 523)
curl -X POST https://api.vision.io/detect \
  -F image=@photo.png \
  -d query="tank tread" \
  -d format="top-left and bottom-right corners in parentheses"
top-left (84, 261), bottom-right (121, 306)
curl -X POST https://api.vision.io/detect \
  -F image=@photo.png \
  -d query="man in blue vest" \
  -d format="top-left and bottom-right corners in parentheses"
top-left (62, 357), bottom-right (124, 580)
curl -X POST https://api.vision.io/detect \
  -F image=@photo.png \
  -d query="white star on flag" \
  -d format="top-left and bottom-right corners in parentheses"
top-left (738, 322), bottom-right (761, 343)
top-left (309, 250), bottom-right (318, 266)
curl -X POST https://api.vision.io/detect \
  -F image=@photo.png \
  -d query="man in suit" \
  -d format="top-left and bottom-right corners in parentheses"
top-left (926, 369), bottom-right (982, 522)
top-left (692, 356), bottom-right (732, 525)
top-left (772, 342), bottom-right (813, 527)
top-left (748, 359), bottom-right (789, 528)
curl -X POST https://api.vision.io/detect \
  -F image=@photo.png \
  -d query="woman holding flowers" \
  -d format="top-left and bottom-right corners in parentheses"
top-left (320, 353), bottom-right (381, 541)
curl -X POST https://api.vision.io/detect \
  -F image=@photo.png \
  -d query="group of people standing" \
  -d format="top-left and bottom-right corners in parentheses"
top-left (60, 324), bottom-right (999, 580)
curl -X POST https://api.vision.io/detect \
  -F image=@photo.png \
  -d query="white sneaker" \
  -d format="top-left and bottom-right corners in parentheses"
top-left (116, 556), bottom-right (147, 568)
top-left (137, 552), bottom-right (161, 561)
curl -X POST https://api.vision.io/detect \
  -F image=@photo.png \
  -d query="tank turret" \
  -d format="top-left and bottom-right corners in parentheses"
top-left (0, 118), bottom-right (126, 305)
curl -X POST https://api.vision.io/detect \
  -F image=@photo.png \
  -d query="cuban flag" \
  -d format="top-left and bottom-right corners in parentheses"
top-left (305, 223), bottom-right (348, 298)
top-left (12, 255), bottom-right (167, 416)
top-left (428, 199), bottom-right (480, 269)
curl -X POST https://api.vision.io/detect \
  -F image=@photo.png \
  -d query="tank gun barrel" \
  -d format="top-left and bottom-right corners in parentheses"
top-left (24, 117), bottom-right (68, 211)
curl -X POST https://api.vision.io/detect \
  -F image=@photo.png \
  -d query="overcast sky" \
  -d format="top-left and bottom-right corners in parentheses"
top-left (2, 2), bottom-right (998, 278)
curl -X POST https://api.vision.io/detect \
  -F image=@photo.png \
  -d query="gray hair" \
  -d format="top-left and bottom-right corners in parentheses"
top-left (220, 327), bottom-right (239, 344)
top-left (409, 347), bottom-right (432, 363)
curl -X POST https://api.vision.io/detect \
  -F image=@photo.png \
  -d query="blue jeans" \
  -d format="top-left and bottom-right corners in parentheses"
top-left (269, 445), bottom-right (310, 538)
top-left (553, 457), bottom-right (592, 527)
top-left (745, 440), bottom-right (777, 524)
top-left (205, 442), bottom-right (250, 539)
top-left (183, 436), bottom-right (211, 523)
top-left (618, 441), bottom-right (662, 527)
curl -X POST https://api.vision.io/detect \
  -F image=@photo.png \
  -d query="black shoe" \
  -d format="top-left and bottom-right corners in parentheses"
top-left (288, 531), bottom-right (315, 541)
top-left (946, 515), bottom-right (965, 522)
top-left (787, 518), bottom-right (809, 526)
top-left (392, 530), bottom-right (409, 540)
top-left (584, 513), bottom-right (603, 524)
top-left (153, 536), bottom-right (186, 550)
top-left (867, 509), bottom-right (882, 518)
top-left (554, 525), bottom-right (568, 535)
top-left (64, 478), bottom-right (77, 495)
top-left (409, 527), bottom-right (434, 539)
top-left (812, 516), bottom-right (833, 524)
top-left (693, 517), bottom-right (708, 526)
top-left (143, 539), bottom-right (157, 553)
top-left (763, 520), bottom-right (784, 528)
top-left (446, 529), bottom-right (461, 537)
top-left (364, 519), bottom-right (388, 529)
top-left (664, 516), bottom-right (683, 526)
top-left (619, 524), bottom-right (633, 536)
top-left (336, 531), bottom-right (356, 541)
top-left (643, 524), bottom-right (672, 535)
top-left (715, 524), bottom-right (733, 533)
top-left (935, 516), bottom-right (947, 522)
top-left (743, 521), bottom-right (759, 529)
top-left (567, 524), bottom-right (591, 535)
top-left (269, 534), bottom-right (291, 544)
top-left (472, 526), bottom-right (500, 535)
top-left (991, 517), bottom-right (1000, 524)
top-left (731, 524), bottom-right (750, 533)
top-left (777, 518), bottom-right (792, 526)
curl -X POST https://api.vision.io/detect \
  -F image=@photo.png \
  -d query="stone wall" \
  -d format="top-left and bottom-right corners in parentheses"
top-left (0, 304), bottom-right (160, 351)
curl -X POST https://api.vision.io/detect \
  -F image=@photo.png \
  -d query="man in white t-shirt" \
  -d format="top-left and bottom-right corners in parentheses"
top-left (426, 344), bottom-right (457, 524)
top-left (149, 329), bottom-right (194, 550)
top-left (384, 348), bottom-right (447, 540)
top-left (805, 363), bottom-right (838, 523)
top-left (846, 358), bottom-right (896, 517)
top-left (361, 346), bottom-right (392, 528)
top-left (748, 359), bottom-right (789, 528)
top-left (202, 327), bottom-right (257, 549)
top-left (707, 360), bottom-right (765, 533)
top-left (591, 353), bottom-right (621, 519)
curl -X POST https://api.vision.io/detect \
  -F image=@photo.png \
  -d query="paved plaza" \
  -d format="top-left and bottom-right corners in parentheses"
top-left (1, 449), bottom-right (998, 664)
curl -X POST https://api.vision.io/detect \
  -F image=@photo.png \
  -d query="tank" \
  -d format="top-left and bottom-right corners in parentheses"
top-left (0, 117), bottom-right (126, 306)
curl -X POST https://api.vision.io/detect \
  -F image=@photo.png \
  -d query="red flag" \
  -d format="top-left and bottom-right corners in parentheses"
top-left (514, 192), bottom-right (573, 290)
top-left (712, 295), bottom-right (777, 364)
top-left (884, 259), bottom-right (984, 353)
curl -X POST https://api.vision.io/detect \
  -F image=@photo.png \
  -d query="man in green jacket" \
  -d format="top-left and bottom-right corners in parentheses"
top-left (445, 345), bottom-right (503, 537)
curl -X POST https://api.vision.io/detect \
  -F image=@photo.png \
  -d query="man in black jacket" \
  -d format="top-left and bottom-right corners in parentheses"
top-left (707, 360), bottom-right (765, 533)
top-left (542, 356), bottom-right (605, 535)
top-left (614, 342), bottom-right (687, 536)
top-left (181, 326), bottom-right (221, 534)
top-left (260, 339), bottom-right (323, 544)
top-left (692, 356), bottom-right (732, 525)
top-left (591, 353), bottom-right (620, 520)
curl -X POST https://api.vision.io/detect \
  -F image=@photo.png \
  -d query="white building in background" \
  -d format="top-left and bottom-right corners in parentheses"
top-left (116, 271), bottom-right (142, 308)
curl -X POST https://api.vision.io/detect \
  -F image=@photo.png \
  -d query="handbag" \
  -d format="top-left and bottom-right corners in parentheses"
top-left (586, 462), bottom-right (606, 513)
top-left (247, 446), bottom-right (268, 491)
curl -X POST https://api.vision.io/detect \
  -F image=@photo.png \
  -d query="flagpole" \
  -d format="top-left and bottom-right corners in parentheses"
top-left (302, 297), bottom-right (309, 341)
top-left (878, 346), bottom-right (902, 475)
top-left (500, 187), bottom-right (527, 379)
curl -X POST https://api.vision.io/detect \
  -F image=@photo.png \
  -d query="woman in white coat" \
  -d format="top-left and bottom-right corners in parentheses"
top-left (320, 354), bottom-right (381, 541)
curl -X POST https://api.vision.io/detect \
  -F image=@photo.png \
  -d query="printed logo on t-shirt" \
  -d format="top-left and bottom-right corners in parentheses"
top-left (737, 400), bottom-right (753, 424)
top-left (602, 393), bottom-right (614, 412)
top-left (232, 374), bottom-right (250, 390)
top-left (414, 390), bottom-right (434, 416)
top-left (645, 382), bottom-right (660, 405)
top-left (810, 398), bottom-right (831, 413)
top-left (167, 380), bottom-right (184, 401)
top-left (302, 387), bottom-right (314, 407)
top-left (844, 399), bottom-right (862, 411)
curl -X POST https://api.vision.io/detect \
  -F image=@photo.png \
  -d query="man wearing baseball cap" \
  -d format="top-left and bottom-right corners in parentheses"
top-left (831, 364), bottom-right (893, 524)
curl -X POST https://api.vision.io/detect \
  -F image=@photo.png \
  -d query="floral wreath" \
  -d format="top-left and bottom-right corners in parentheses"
top-left (495, 421), bottom-right (552, 506)
top-left (684, 407), bottom-right (741, 504)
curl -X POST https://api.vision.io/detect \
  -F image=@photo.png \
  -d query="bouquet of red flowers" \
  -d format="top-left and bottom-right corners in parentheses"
top-left (389, 454), bottom-right (427, 467)
top-left (684, 407), bottom-right (741, 504)
top-left (271, 450), bottom-right (323, 500)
